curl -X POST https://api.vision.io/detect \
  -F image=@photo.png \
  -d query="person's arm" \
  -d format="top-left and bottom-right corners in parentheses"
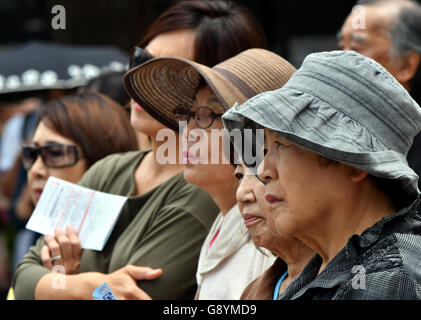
top-left (34, 265), bottom-right (161, 300)
top-left (125, 204), bottom-right (210, 299)
top-left (13, 235), bottom-right (161, 300)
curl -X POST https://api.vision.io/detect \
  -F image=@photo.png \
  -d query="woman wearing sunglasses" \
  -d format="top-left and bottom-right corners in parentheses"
top-left (13, 0), bottom-right (268, 300)
top-left (7, 91), bottom-right (138, 299)
top-left (23, 91), bottom-right (138, 206)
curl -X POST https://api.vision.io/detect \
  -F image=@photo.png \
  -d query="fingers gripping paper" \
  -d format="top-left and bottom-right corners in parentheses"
top-left (26, 176), bottom-right (127, 251)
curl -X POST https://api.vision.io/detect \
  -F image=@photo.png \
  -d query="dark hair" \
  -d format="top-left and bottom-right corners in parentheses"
top-left (38, 91), bottom-right (138, 168)
top-left (81, 71), bottom-right (130, 109)
top-left (370, 175), bottom-right (413, 211)
top-left (356, 0), bottom-right (421, 104)
top-left (134, 0), bottom-right (267, 67)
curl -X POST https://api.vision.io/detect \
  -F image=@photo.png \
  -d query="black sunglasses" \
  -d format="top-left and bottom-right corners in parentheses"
top-left (129, 46), bottom-right (153, 69)
top-left (173, 106), bottom-right (223, 129)
top-left (22, 144), bottom-right (81, 170)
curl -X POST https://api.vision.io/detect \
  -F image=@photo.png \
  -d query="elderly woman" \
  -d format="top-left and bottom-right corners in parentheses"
top-left (234, 161), bottom-right (314, 299)
top-left (223, 50), bottom-right (421, 299)
top-left (124, 48), bottom-right (296, 299)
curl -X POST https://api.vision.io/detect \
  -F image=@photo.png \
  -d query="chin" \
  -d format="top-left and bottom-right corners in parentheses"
top-left (183, 166), bottom-right (207, 188)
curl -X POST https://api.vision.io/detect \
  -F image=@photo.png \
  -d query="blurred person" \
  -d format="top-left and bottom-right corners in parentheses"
top-left (13, 0), bottom-right (267, 300)
top-left (6, 91), bottom-right (138, 299)
top-left (79, 71), bottom-right (153, 151)
top-left (0, 97), bottom-right (41, 176)
top-left (0, 95), bottom-right (42, 296)
top-left (25, 91), bottom-right (138, 205)
top-left (124, 48), bottom-right (296, 299)
top-left (223, 50), bottom-right (421, 299)
top-left (80, 71), bottom-right (130, 109)
top-left (338, 0), bottom-right (421, 184)
top-left (233, 161), bottom-right (314, 300)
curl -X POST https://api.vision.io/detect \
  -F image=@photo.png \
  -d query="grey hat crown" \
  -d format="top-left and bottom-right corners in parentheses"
top-left (285, 50), bottom-right (421, 155)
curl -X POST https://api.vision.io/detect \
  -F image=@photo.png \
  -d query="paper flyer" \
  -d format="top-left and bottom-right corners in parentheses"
top-left (26, 176), bottom-right (127, 251)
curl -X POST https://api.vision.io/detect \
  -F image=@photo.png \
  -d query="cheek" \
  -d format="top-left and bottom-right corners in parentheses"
top-left (266, 204), bottom-right (302, 238)
top-left (49, 163), bottom-right (86, 184)
top-left (131, 110), bottom-right (165, 136)
top-left (27, 170), bottom-right (35, 186)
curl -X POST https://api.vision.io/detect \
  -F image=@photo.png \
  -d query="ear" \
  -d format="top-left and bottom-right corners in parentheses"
top-left (393, 51), bottom-right (420, 89)
top-left (349, 167), bottom-right (369, 183)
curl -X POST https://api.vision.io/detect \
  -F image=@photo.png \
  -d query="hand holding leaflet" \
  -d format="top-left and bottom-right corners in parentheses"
top-left (26, 176), bottom-right (127, 251)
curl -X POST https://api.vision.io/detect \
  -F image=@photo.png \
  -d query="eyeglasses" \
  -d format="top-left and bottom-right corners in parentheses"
top-left (173, 106), bottom-right (223, 129)
top-left (22, 144), bottom-right (81, 170)
top-left (129, 46), bottom-right (153, 69)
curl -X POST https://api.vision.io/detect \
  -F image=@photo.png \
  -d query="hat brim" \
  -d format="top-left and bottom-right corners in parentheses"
top-left (222, 89), bottom-right (420, 199)
top-left (123, 57), bottom-right (240, 132)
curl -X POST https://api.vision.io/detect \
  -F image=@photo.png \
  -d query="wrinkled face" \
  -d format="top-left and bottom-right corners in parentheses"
top-left (130, 29), bottom-right (196, 137)
top-left (27, 121), bottom-right (87, 205)
top-left (182, 86), bottom-right (236, 191)
top-left (258, 128), bottom-right (346, 238)
top-left (338, 5), bottom-right (401, 77)
top-left (235, 162), bottom-right (275, 248)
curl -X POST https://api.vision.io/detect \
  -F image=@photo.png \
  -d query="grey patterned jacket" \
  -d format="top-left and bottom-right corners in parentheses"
top-left (278, 197), bottom-right (421, 300)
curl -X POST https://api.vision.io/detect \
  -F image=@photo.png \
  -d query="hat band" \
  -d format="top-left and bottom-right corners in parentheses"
top-left (213, 67), bottom-right (256, 104)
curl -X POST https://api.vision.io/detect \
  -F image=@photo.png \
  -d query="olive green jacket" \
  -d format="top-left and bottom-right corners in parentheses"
top-left (13, 151), bottom-right (219, 299)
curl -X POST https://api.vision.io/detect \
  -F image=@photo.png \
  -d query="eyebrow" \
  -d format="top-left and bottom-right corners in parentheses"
top-left (350, 33), bottom-right (366, 43)
top-left (32, 141), bottom-right (66, 147)
top-left (336, 30), bottom-right (367, 44)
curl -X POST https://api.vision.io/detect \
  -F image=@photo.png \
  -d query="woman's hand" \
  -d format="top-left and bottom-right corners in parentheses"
top-left (34, 264), bottom-right (162, 300)
top-left (100, 265), bottom-right (162, 300)
top-left (41, 226), bottom-right (81, 274)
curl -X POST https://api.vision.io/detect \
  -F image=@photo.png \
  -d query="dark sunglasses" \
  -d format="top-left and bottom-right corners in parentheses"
top-left (129, 46), bottom-right (153, 69)
top-left (173, 106), bottom-right (223, 129)
top-left (22, 144), bottom-right (81, 170)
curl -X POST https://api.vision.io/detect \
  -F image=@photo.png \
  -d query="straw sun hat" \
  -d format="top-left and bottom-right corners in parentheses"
top-left (123, 48), bottom-right (296, 132)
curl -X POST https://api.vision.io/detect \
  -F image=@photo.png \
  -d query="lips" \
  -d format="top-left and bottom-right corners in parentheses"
top-left (33, 188), bottom-right (43, 200)
top-left (265, 194), bottom-right (283, 204)
top-left (133, 102), bottom-right (144, 112)
top-left (243, 213), bottom-right (262, 226)
top-left (181, 150), bottom-right (199, 164)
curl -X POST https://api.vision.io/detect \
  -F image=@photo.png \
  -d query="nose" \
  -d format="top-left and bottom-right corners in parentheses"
top-left (28, 154), bottom-right (48, 178)
top-left (258, 153), bottom-right (278, 184)
top-left (236, 176), bottom-right (256, 205)
top-left (186, 116), bottom-right (198, 135)
top-left (184, 119), bottom-right (204, 147)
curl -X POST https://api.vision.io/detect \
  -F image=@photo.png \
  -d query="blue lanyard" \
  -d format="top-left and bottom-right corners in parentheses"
top-left (273, 271), bottom-right (288, 300)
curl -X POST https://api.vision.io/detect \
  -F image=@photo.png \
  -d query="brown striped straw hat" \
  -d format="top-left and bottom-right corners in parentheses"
top-left (123, 48), bottom-right (296, 131)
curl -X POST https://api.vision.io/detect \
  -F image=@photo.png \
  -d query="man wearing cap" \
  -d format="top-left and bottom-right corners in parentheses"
top-left (223, 50), bottom-right (421, 299)
top-left (338, 0), bottom-right (421, 187)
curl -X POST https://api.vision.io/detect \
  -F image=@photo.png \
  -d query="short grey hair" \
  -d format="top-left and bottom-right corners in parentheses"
top-left (356, 0), bottom-right (421, 101)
